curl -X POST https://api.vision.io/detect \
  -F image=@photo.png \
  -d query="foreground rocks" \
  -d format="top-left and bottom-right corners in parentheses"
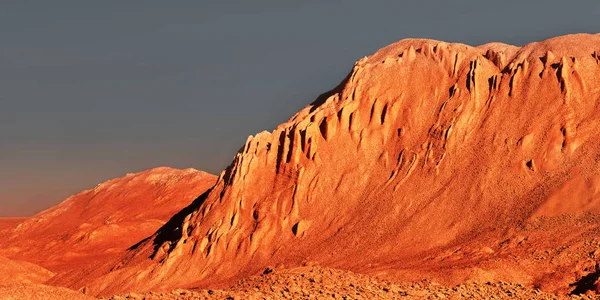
top-left (102, 267), bottom-right (596, 299)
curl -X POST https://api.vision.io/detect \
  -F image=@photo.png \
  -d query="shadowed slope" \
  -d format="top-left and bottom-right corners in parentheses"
top-left (68, 33), bottom-right (600, 296)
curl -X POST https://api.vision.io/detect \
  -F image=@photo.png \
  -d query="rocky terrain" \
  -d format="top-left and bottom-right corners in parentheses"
top-left (4, 266), bottom-right (599, 299)
top-left (102, 267), bottom-right (597, 299)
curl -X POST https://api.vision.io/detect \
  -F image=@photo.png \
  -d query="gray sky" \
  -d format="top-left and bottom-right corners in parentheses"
top-left (2, 1), bottom-right (600, 216)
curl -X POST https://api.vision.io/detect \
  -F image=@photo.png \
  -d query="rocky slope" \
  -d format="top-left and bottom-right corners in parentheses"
top-left (61, 33), bottom-right (600, 297)
top-left (0, 167), bottom-right (216, 272)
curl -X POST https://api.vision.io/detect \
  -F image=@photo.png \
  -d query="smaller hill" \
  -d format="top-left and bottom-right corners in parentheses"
top-left (0, 167), bottom-right (216, 273)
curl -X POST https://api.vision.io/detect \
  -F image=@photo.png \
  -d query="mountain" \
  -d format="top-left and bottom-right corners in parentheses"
top-left (0, 167), bottom-right (216, 273)
top-left (64, 33), bottom-right (600, 296)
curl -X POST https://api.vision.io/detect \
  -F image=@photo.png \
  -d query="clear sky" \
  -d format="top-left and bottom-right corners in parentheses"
top-left (2, 1), bottom-right (600, 216)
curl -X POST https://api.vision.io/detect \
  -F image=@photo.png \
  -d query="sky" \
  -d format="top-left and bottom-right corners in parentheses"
top-left (2, 1), bottom-right (600, 216)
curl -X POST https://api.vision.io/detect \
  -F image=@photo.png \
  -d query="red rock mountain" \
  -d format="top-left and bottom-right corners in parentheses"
top-left (62, 33), bottom-right (600, 296)
top-left (0, 167), bottom-right (216, 273)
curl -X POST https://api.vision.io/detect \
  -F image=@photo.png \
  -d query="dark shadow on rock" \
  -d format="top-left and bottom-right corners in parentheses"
top-left (570, 267), bottom-right (600, 295)
top-left (126, 187), bottom-right (214, 257)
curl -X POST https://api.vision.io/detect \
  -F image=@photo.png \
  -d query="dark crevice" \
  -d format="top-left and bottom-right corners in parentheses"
top-left (275, 131), bottom-right (287, 172)
top-left (285, 129), bottom-right (296, 163)
top-left (487, 75), bottom-right (498, 94)
top-left (380, 104), bottom-right (388, 124)
top-left (554, 63), bottom-right (566, 92)
top-left (291, 222), bottom-right (300, 236)
top-left (466, 60), bottom-right (476, 92)
top-left (319, 117), bottom-right (328, 140)
top-left (560, 126), bottom-right (567, 151)
top-left (525, 160), bottom-right (535, 171)
top-left (369, 101), bottom-right (376, 123)
top-left (508, 75), bottom-right (516, 97)
top-left (300, 129), bottom-right (307, 152)
top-left (449, 86), bottom-right (456, 98)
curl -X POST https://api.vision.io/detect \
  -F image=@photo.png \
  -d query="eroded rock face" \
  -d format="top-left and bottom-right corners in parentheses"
top-left (0, 167), bottom-right (216, 273)
top-left (77, 33), bottom-right (600, 296)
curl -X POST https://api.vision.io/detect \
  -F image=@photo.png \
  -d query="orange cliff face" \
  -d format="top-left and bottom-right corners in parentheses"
top-left (0, 167), bottom-right (216, 273)
top-left (67, 33), bottom-right (600, 296)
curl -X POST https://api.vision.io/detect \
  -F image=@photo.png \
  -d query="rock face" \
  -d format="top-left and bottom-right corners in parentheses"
top-left (74, 33), bottom-right (600, 296)
top-left (0, 167), bottom-right (216, 273)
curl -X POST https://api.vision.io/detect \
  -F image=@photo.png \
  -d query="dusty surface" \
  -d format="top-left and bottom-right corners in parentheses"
top-left (102, 267), bottom-right (595, 299)
top-left (0, 167), bottom-right (216, 273)
top-left (48, 33), bottom-right (600, 298)
top-left (3, 267), bottom-right (597, 299)
top-left (0, 284), bottom-right (94, 300)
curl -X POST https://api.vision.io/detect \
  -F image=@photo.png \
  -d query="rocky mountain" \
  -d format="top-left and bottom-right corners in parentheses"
top-left (59, 33), bottom-right (600, 296)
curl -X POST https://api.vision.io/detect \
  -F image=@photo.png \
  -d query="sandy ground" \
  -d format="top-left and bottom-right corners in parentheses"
top-left (0, 284), bottom-right (95, 300)
top-left (101, 267), bottom-right (597, 299)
